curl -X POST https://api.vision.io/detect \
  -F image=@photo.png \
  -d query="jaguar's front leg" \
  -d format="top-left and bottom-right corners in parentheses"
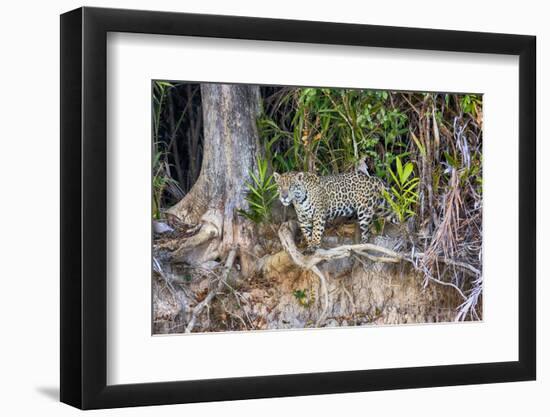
top-left (298, 222), bottom-right (313, 248)
top-left (304, 213), bottom-right (326, 254)
top-left (296, 210), bottom-right (313, 247)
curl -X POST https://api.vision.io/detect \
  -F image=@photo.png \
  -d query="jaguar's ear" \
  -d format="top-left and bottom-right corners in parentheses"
top-left (273, 172), bottom-right (280, 183)
top-left (296, 172), bottom-right (304, 181)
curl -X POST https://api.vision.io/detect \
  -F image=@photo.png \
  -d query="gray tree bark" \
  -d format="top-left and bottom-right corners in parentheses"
top-left (167, 84), bottom-right (262, 275)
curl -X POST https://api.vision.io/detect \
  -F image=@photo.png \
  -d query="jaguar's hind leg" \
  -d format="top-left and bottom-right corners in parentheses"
top-left (357, 206), bottom-right (374, 243)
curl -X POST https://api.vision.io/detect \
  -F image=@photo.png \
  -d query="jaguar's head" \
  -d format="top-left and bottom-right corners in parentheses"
top-left (273, 172), bottom-right (307, 206)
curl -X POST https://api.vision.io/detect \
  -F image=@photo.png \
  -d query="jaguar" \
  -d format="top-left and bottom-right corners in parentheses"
top-left (273, 170), bottom-right (392, 253)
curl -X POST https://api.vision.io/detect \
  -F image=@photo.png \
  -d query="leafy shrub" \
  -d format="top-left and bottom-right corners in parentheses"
top-left (383, 156), bottom-right (420, 223)
top-left (460, 94), bottom-right (482, 116)
top-left (238, 157), bottom-right (278, 224)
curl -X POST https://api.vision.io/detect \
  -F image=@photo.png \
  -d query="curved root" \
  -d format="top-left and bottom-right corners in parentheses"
top-left (277, 222), bottom-right (330, 326)
top-left (168, 209), bottom-right (223, 263)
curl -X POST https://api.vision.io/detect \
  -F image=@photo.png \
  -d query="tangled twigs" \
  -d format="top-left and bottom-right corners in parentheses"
top-left (153, 257), bottom-right (189, 317)
top-left (185, 247), bottom-right (237, 333)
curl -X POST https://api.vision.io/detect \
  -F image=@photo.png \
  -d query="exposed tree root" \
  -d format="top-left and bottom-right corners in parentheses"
top-left (157, 209), bottom-right (223, 265)
top-left (154, 219), bottom-right (480, 330)
top-left (276, 222), bottom-right (330, 326)
top-left (270, 221), bottom-right (479, 326)
top-left (171, 222), bottom-right (219, 258)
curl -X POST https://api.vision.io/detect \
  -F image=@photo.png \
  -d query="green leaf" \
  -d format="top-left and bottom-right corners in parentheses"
top-left (250, 172), bottom-right (262, 188)
top-left (402, 163), bottom-right (414, 183)
top-left (247, 180), bottom-right (264, 195)
top-left (247, 200), bottom-right (265, 210)
top-left (388, 168), bottom-right (400, 187)
top-left (444, 151), bottom-right (459, 168)
top-left (395, 156), bottom-right (403, 181)
top-left (411, 132), bottom-right (426, 157)
top-left (155, 81), bottom-right (173, 88)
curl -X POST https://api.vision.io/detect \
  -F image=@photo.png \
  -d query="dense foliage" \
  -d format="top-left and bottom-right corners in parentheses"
top-left (256, 87), bottom-right (483, 319)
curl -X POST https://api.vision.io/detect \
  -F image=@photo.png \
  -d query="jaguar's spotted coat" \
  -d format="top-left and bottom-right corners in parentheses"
top-left (273, 171), bottom-right (391, 253)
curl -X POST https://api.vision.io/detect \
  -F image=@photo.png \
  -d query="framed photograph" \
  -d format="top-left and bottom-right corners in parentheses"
top-left (60, 6), bottom-right (536, 409)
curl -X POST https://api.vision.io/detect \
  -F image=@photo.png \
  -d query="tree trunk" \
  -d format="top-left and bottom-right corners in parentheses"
top-left (166, 84), bottom-right (262, 275)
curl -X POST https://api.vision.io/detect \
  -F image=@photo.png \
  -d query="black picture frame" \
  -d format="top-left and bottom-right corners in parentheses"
top-left (60, 6), bottom-right (536, 410)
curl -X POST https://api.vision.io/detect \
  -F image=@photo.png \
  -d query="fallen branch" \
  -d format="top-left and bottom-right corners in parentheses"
top-left (185, 247), bottom-right (237, 333)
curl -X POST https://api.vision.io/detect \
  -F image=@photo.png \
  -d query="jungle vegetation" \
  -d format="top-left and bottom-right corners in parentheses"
top-left (152, 82), bottom-right (483, 332)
